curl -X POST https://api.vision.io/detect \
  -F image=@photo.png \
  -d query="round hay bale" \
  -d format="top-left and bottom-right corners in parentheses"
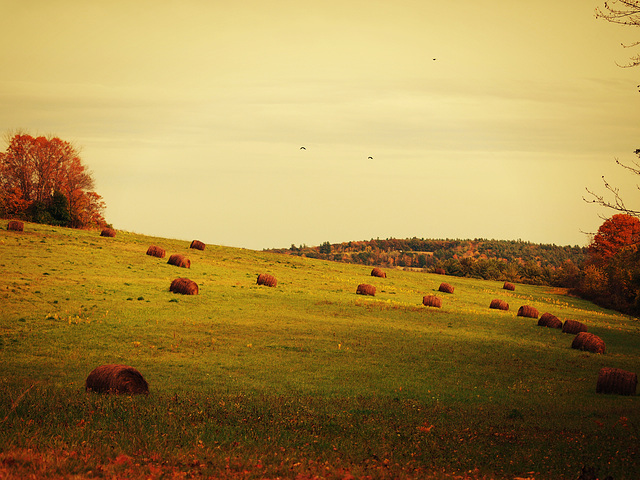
top-left (562, 319), bottom-right (587, 335)
top-left (7, 220), bottom-right (24, 232)
top-left (438, 283), bottom-right (454, 294)
top-left (538, 313), bottom-right (562, 329)
top-left (100, 227), bottom-right (116, 237)
top-left (596, 367), bottom-right (637, 396)
top-left (489, 299), bottom-right (509, 311)
top-left (146, 245), bottom-right (166, 258)
top-left (168, 254), bottom-right (190, 268)
top-left (434, 267), bottom-right (446, 275)
top-left (190, 240), bottom-right (206, 251)
top-left (356, 283), bottom-right (376, 296)
top-left (517, 305), bottom-right (539, 319)
top-left (422, 295), bottom-right (442, 308)
top-left (503, 282), bottom-right (515, 291)
top-left (571, 332), bottom-right (605, 354)
top-left (371, 267), bottom-right (386, 278)
top-left (170, 277), bottom-right (199, 295)
top-left (257, 273), bottom-right (277, 287)
top-left (85, 364), bottom-right (149, 395)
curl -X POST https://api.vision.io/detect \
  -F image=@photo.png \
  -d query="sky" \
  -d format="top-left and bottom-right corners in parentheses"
top-left (1, 0), bottom-right (639, 250)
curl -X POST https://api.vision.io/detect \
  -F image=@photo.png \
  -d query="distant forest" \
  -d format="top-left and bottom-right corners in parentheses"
top-left (268, 238), bottom-right (586, 288)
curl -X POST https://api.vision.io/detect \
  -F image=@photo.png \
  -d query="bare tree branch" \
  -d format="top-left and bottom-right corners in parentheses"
top-left (596, 0), bottom-right (640, 67)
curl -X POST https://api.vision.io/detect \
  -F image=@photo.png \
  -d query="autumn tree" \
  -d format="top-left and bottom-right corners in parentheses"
top-left (587, 213), bottom-right (640, 265)
top-left (0, 132), bottom-right (106, 228)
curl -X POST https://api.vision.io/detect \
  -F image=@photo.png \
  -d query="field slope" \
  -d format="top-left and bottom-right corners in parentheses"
top-left (0, 222), bottom-right (638, 479)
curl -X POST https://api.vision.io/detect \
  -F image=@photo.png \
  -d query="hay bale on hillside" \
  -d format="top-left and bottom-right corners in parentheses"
top-left (85, 364), bottom-right (149, 395)
top-left (439, 283), bottom-right (454, 294)
top-left (371, 267), bottom-right (386, 278)
top-left (538, 312), bottom-right (562, 329)
top-left (190, 240), bottom-right (206, 251)
top-left (571, 332), bottom-right (605, 354)
top-left (434, 267), bottom-right (446, 275)
top-left (503, 282), bottom-right (515, 291)
top-left (356, 283), bottom-right (376, 296)
top-left (146, 245), bottom-right (166, 258)
top-left (422, 295), bottom-right (442, 308)
top-left (517, 305), bottom-right (539, 319)
top-left (100, 227), bottom-right (116, 237)
top-left (596, 367), bottom-right (637, 396)
top-left (170, 277), bottom-right (199, 295)
top-left (257, 273), bottom-right (277, 287)
top-left (489, 299), bottom-right (509, 311)
top-left (562, 319), bottom-right (587, 335)
top-left (168, 254), bottom-right (190, 268)
top-left (7, 220), bottom-right (24, 232)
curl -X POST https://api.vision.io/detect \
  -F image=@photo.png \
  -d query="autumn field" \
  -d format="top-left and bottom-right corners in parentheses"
top-left (0, 222), bottom-right (639, 479)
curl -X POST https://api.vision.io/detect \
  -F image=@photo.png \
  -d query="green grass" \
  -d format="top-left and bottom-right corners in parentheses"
top-left (0, 222), bottom-right (639, 479)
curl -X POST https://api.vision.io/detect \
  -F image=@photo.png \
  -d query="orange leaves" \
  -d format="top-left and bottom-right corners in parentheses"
top-left (588, 213), bottom-right (640, 265)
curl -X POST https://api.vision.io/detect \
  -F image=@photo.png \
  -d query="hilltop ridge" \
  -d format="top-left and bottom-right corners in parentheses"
top-left (268, 237), bottom-right (585, 287)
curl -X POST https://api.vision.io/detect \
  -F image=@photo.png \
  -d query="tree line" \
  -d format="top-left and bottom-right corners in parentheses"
top-left (0, 132), bottom-right (106, 228)
top-left (269, 238), bottom-right (586, 289)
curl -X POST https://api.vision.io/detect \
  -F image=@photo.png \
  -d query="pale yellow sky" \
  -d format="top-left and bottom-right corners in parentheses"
top-left (1, 0), bottom-right (639, 249)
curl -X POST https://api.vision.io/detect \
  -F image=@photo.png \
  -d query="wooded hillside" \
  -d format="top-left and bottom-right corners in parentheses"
top-left (269, 238), bottom-right (586, 287)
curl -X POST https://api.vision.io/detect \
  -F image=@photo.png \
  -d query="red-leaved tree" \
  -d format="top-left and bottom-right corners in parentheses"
top-left (587, 214), bottom-right (640, 265)
top-left (0, 132), bottom-right (106, 228)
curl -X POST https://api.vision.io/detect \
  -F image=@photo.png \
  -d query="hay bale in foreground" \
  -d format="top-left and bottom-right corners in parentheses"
top-left (596, 367), bottom-right (637, 396)
top-left (422, 295), bottom-right (442, 308)
top-left (168, 254), bottom-right (190, 268)
top-left (503, 282), bottom-right (515, 291)
top-left (371, 267), bottom-right (386, 278)
top-left (85, 364), bottom-right (149, 395)
top-left (257, 273), bottom-right (277, 287)
top-left (517, 305), bottom-right (539, 319)
top-left (356, 283), bottom-right (376, 296)
top-left (538, 313), bottom-right (562, 329)
top-left (100, 227), bottom-right (116, 237)
top-left (562, 319), bottom-right (587, 335)
top-left (571, 332), bottom-right (605, 354)
top-left (190, 240), bottom-right (206, 251)
top-left (170, 277), bottom-right (199, 295)
top-left (489, 299), bottom-right (509, 311)
top-left (146, 245), bottom-right (166, 258)
top-left (439, 283), bottom-right (454, 294)
top-left (7, 220), bottom-right (24, 232)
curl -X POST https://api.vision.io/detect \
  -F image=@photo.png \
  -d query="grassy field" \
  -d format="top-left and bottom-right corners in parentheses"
top-left (0, 222), bottom-right (638, 479)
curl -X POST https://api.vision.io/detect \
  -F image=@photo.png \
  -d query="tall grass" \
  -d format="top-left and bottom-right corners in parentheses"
top-left (0, 222), bottom-right (638, 479)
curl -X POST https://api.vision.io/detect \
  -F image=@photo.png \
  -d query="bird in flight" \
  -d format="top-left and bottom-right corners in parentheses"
top-left (300, 146), bottom-right (306, 150)
top-left (368, 156), bottom-right (373, 160)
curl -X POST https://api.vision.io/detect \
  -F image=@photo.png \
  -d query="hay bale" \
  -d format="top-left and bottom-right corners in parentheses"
top-left (596, 367), bottom-right (637, 395)
top-left (7, 220), bottom-right (24, 232)
top-left (146, 245), bottom-right (166, 258)
top-left (257, 273), bottom-right (277, 287)
top-left (517, 305), bottom-right (539, 319)
top-left (489, 299), bottom-right (509, 311)
top-left (100, 227), bottom-right (116, 237)
top-left (371, 267), bottom-right (386, 278)
top-left (503, 282), bottom-right (515, 291)
top-left (422, 295), bottom-right (442, 308)
top-left (434, 267), bottom-right (446, 275)
top-left (85, 364), bottom-right (149, 395)
top-left (190, 240), bottom-right (206, 251)
top-left (356, 283), bottom-right (376, 296)
top-left (571, 332), bottom-right (605, 354)
top-left (562, 319), bottom-right (587, 334)
top-left (167, 254), bottom-right (190, 268)
top-left (538, 312), bottom-right (562, 329)
top-left (439, 283), bottom-right (454, 294)
top-left (170, 277), bottom-right (199, 295)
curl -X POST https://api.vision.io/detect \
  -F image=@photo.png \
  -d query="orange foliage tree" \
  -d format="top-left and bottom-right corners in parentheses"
top-left (587, 214), bottom-right (640, 265)
top-left (0, 132), bottom-right (106, 228)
